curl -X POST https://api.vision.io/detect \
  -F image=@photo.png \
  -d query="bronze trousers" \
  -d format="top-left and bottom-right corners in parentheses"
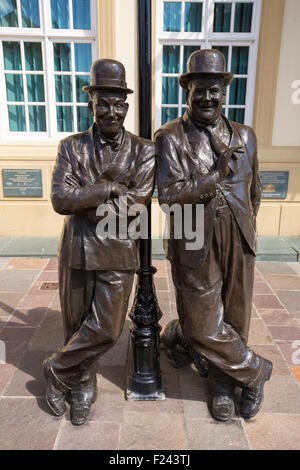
top-left (50, 265), bottom-right (134, 389)
top-left (171, 206), bottom-right (264, 387)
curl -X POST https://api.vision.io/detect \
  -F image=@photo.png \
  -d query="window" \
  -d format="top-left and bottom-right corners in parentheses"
top-left (0, 0), bottom-right (97, 141)
top-left (155, 0), bottom-right (262, 127)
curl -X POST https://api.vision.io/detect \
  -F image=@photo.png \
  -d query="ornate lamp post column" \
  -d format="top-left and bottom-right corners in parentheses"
top-left (125, 0), bottom-right (165, 400)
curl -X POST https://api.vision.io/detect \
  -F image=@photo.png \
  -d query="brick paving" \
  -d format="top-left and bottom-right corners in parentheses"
top-left (0, 257), bottom-right (300, 450)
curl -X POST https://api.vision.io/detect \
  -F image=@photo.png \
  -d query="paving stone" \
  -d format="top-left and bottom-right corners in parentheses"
top-left (37, 271), bottom-right (59, 282)
top-left (0, 364), bottom-right (16, 395)
top-left (0, 258), bottom-right (11, 270)
top-left (4, 350), bottom-right (49, 397)
top-left (0, 327), bottom-right (36, 366)
top-left (267, 326), bottom-right (300, 341)
top-left (276, 341), bottom-right (300, 365)
top-left (50, 292), bottom-right (61, 309)
top-left (288, 262), bottom-right (300, 276)
top-left (254, 269), bottom-right (264, 281)
top-left (27, 309), bottom-right (64, 352)
top-left (44, 258), bottom-right (58, 271)
top-left (84, 390), bottom-right (124, 422)
top-left (155, 277), bottom-right (169, 291)
top-left (56, 420), bottom-right (120, 450)
top-left (260, 375), bottom-right (300, 414)
top-left (256, 262), bottom-right (296, 276)
top-left (152, 260), bottom-right (167, 274)
top-left (119, 411), bottom-right (187, 450)
top-left (185, 418), bottom-right (249, 450)
top-left (264, 275), bottom-right (300, 291)
top-left (0, 293), bottom-right (24, 319)
top-left (97, 365), bottom-right (127, 394)
top-left (253, 282), bottom-right (273, 295)
top-left (252, 294), bottom-right (284, 310)
top-left (5, 258), bottom-right (48, 270)
top-left (291, 366), bottom-right (300, 383)
top-left (274, 290), bottom-right (300, 318)
top-left (5, 308), bottom-right (46, 327)
top-left (248, 345), bottom-right (290, 376)
top-left (248, 318), bottom-right (273, 345)
top-left (258, 309), bottom-right (296, 326)
top-left (98, 325), bottom-right (129, 366)
top-left (0, 270), bottom-right (40, 293)
top-left (245, 414), bottom-right (300, 450)
top-left (17, 293), bottom-right (56, 309)
top-left (0, 398), bottom-right (62, 450)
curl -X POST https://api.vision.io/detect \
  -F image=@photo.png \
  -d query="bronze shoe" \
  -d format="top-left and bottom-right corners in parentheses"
top-left (239, 358), bottom-right (273, 420)
top-left (43, 358), bottom-right (68, 417)
top-left (70, 401), bottom-right (91, 426)
top-left (208, 368), bottom-right (235, 422)
top-left (209, 394), bottom-right (235, 422)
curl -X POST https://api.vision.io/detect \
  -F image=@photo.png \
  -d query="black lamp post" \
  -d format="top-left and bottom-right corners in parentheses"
top-left (125, 0), bottom-right (165, 400)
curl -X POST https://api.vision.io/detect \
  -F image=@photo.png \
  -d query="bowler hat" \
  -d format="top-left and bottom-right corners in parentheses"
top-left (179, 49), bottom-right (233, 89)
top-left (83, 59), bottom-right (133, 94)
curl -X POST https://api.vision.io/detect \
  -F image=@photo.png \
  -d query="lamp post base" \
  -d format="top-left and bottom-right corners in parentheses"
top-left (125, 267), bottom-right (165, 401)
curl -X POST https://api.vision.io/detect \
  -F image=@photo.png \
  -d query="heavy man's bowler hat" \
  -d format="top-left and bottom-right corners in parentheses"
top-left (179, 49), bottom-right (234, 89)
top-left (83, 59), bottom-right (133, 94)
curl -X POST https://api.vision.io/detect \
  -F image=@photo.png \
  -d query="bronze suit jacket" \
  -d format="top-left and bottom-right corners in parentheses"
top-left (51, 124), bottom-right (155, 270)
top-left (155, 113), bottom-right (261, 267)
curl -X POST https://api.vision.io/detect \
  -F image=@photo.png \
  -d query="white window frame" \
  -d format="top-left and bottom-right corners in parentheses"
top-left (0, 0), bottom-right (98, 142)
top-left (155, 0), bottom-right (262, 130)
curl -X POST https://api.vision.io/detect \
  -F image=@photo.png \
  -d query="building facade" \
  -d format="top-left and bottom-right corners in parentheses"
top-left (0, 0), bottom-right (299, 238)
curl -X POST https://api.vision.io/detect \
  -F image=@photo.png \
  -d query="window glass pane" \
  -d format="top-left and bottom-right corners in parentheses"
top-left (8, 105), bottom-right (26, 131)
top-left (24, 42), bottom-right (43, 70)
top-left (164, 2), bottom-right (181, 32)
top-left (3, 42), bottom-right (21, 70)
top-left (213, 2), bottom-right (231, 32)
top-left (51, 0), bottom-right (69, 29)
top-left (183, 46), bottom-right (200, 73)
top-left (27, 75), bottom-right (45, 101)
top-left (231, 46), bottom-right (249, 74)
top-left (74, 43), bottom-right (92, 72)
top-left (55, 75), bottom-right (72, 102)
top-left (228, 107), bottom-right (245, 124)
top-left (57, 106), bottom-right (73, 131)
top-left (77, 106), bottom-right (92, 131)
top-left (73, 0), bottom-right (90, 29)
top-left (229, 78), bottom-right (247, 105)
top-left (212, 45), bottom-right (229, 69)
top-left (161, 107), bottom-right (178, 125)
top-left (29, 105), bottom-right (46, 131)
top-left (21, 0), bottom-right (40, 28)
top-left (0, 0), bottom-right (18, 27)
top-left (234, 2), bottom-right (253, 33)
top-left (76, 75), bottom-right (89, 102)
top-left (54, 43), bottom-right (71, 71)
top-left (184, 2), bottom-right (202, 32)
top-left (162, 77), bottom-right (178, 104)
top-left (5, 74), bottom-right (24, 101)
top-left (163, 46), bottom-right (180, 74)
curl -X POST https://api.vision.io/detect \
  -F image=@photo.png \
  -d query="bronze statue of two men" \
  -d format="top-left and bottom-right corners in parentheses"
top-left (43, 49), bottom-right (272, 426)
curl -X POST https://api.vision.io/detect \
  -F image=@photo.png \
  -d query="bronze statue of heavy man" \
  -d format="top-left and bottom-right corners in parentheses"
top-left (43, 59), bottom-right (155, 425)
top-left (155, 49), bottom-right (272, 422)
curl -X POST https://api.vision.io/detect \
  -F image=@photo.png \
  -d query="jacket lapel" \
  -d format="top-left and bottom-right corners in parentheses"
top-left (224, 117), bottom-right (244, 175)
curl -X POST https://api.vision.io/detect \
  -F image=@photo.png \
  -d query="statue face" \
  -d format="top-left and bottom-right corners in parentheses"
top-left (187, 76), bottom-right (224, 125)
top-left (90, 90), bottom-right (129, 137)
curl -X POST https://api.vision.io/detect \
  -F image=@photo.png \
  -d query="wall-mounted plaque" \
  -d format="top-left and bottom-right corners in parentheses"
top-left (260, 171), bottom-right (289, 199)
top-left (2, 169), bottom-right (43, 197)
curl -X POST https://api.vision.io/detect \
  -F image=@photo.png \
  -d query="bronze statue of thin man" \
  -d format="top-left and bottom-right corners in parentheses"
top-left (43, 59), bottom-right (155, 426)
